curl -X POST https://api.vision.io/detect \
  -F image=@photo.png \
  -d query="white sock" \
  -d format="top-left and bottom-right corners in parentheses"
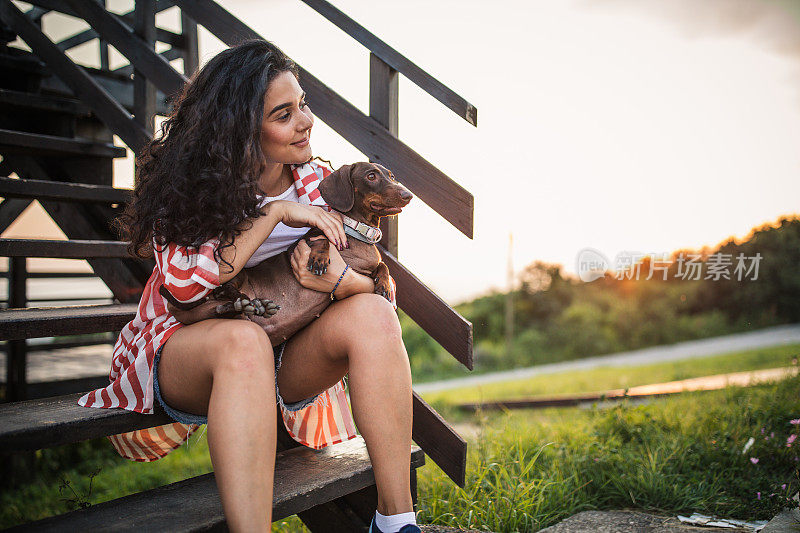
top-left (374, 510), bottom-right (417, 532)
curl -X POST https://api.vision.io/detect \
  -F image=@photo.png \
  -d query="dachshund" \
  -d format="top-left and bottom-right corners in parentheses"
top-left (159, 162), bottom-right (412, 346)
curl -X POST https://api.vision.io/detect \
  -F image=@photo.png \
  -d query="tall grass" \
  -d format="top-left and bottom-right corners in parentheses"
top-left (417, 376), bottom-right (800, 532)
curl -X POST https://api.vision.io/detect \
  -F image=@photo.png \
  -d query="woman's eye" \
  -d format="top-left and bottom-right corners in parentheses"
top-left (279, 112), bottom-right (291, 120)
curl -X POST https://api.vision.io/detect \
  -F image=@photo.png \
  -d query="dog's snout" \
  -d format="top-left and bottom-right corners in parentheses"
top-left (400, 189), bottom-right (413, 203)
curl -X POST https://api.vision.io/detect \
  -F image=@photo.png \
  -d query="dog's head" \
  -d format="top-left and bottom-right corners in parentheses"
top-left (318, 162), bottom-right (413, 225)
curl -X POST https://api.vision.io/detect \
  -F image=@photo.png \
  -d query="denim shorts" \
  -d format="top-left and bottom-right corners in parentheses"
top-left (152, 339), bottom-right (323, 425)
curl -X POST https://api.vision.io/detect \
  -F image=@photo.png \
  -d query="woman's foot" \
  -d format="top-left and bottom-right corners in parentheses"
top-left (369, 511), bottom-right (421, 533)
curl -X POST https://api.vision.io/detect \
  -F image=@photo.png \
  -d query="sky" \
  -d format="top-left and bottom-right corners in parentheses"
top-left (5, 0), bottom-right (800, 304)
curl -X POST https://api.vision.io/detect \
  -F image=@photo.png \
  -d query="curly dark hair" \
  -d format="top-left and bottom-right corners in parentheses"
top-left (117, 39), bottom-right (299, 273)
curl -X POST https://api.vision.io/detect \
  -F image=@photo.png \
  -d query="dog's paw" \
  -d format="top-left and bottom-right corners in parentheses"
top-left (232, 297), bottom-right (280, 317)
top-left (306, 253), bottom-right (330, 276)
top-left (374, 277), bottom-right (391, 301)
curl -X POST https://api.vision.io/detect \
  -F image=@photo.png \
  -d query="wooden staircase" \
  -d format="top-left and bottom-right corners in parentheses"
top-left (0, 0), bottom-right (475, 530)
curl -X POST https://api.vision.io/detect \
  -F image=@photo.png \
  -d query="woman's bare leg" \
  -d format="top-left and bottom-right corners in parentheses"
top-left (159, 319), bottom-right (276, 532)
top-left (277, 293), bottom-right (414, 515)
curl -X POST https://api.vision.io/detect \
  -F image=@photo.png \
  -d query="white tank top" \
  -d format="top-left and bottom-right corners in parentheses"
top-left (244, 184), bottom-right (312, 268)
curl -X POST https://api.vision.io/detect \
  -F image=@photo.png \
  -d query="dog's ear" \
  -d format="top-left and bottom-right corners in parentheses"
top-left (319, 164), bottom-right (355, 212)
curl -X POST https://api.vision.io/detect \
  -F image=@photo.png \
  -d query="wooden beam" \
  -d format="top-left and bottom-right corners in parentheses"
top-left (0, 238), bottom-right (130, 258)
top-left (412, 391), bottom-right (467, 487)
top-left (0, 304), bottom-right (138, 341)
top-left (7, 436), bottom-right (422, 531)
top-left (0, 0), bottom-right (151, 152)
top-left (180, 11), bottom-right (198, 76)
top-left (113, 47), bottom-right (181, 77)
top-left (133, 0), bottom-right (157, 133)
top-left (0, 88), bottom-right (90, 115)
top-left (171, 0), bottom-right (474, 239)
top-left (64, 0), bottom-right (185, 99)
top-left (300, 0), bottom-right (477, 127)
top-left (0, 129), bottom-right (127, 158)
top-left (380, 245), bottom-right (473, 370)
top-left (370, 53), bottom-right (399, 257)
top-left (0, 176), bottom-right (131, 203)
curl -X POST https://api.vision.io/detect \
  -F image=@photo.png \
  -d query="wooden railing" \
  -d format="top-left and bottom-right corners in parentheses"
top-left (0, 0), bottom-right (475, 485)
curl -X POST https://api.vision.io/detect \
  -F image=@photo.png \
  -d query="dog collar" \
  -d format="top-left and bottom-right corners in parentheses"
top-left (340, 213), bottom-right (382, 244)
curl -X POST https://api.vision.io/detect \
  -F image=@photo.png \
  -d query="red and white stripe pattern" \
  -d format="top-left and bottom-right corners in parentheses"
top-left (77, 160), bottom-right (398, 461)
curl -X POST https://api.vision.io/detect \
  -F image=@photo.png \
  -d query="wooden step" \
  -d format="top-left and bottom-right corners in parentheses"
top-left (0, 128), bottom-right (127, 158)
top-left (0, 304), bottom-right (138, 341)
top-left (0, 176), bottom-right (131, 203)
top-left (0, 391), bottom-right (170, 451)
top-left (0, 238), bottom-right (130, 258)
top-left (7, 437), bottom-right (425, 532)
top-left (0, 375), bottom-right (109, 400)
top-left (0, 88), bottom-right (89, 116)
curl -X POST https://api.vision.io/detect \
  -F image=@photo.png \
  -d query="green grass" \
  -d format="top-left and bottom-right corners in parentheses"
top-left (418, 377), bottom-right (800, 531)
top-left (1, 429), bottom-right (214, 528)
top-left (3, 343), bottom-right (799, 531)
top-left (421, 343), bottom-right (800, 421)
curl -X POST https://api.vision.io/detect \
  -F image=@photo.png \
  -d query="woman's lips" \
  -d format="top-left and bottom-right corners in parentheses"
top-left (291, 137), bottom-right (309, 147)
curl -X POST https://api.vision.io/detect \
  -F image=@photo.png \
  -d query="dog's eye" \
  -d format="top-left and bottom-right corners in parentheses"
top-left (367, 172), bottom-right (377, 181)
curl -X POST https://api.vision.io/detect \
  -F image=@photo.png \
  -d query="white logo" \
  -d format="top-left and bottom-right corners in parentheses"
top-left (576, 248), bottom-right (609, 282)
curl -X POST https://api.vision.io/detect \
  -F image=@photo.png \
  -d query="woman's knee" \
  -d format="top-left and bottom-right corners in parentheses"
top-left (342, 293), bottom-right (403, 345)
top-left (208, 321), bottom-right (274, 375)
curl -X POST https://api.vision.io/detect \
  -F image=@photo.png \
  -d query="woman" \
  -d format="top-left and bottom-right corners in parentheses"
top-left (78, 40), bottom-right (418, 533)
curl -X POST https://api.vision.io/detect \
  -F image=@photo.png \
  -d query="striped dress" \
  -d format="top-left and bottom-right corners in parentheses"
top-left (78, 160), bottom-right (390, 461)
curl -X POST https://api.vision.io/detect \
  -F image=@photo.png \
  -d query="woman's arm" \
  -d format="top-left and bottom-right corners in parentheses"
top-left (289, 240), bottom-right (398, 308)
top-left (218, 200), bottom-right (348, 284)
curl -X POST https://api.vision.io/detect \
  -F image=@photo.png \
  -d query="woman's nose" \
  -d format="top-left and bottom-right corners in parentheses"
top-left (298, 108), bottom-right (314, 130)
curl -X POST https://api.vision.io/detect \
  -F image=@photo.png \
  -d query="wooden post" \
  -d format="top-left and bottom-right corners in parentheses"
top-left (133, 0), bottom-right (156, 134)
top-left (99, 0), bottom-right (109, 71)
top-left (6, 256), bottom-right (27, 401)
top-left (180, 11), bottom-right (199, 77)
top-left (369, 53), bottom-right (399, 257)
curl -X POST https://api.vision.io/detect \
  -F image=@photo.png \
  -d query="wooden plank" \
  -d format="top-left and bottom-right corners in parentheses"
top-left (64, 0), bottom-right (185, 99)
top-left (37, 58), bottom-right (170, 115)
top-left (171, 0), bottom-right (474, 239)
top-left (53, 0), bottom-right (175, 52)
top-left (0, 176), bottom-right (131, 203)
top-left (0, 391), bottom-right (171, 451)
top-left (300, 0), bottom-right (477, 127)
top-left (6, 437), bottom-right (424, 531)
top-left (6, 257), bottom-right (27, 401)
top-left (1, 375), bottom-right (109, 401)
top-left (380, 245), bottom-right (473, 370)
top-left (0, 129), bottom-right (126, 158)
top-left (0, 88), bottom-right (89, 115)
top-left (0, 238), bottom-right (130, 258)
top-left (0, 0), bottom-right (151, 153)
top-left (112, 47), bottom-right (181, 77)
top-left (180, 11), bottom-right (198, 76)
top-left (0, 304), bottom-right (138, 341)
top-left (133, 0), bottom-right (157, 133)
top-left (370, 53), bottom-right (399, 257)
top-left (412, 390), bottom-right (467, 487)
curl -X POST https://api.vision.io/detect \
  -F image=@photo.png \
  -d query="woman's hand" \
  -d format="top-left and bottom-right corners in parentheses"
top-left (290, 239), bottom-right (374, 298)
top-left (268, 200), bottom-right (348, 250)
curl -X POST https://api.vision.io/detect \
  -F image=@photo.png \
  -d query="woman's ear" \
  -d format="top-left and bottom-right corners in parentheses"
top-left (319, 164), bottom-right (355, 212)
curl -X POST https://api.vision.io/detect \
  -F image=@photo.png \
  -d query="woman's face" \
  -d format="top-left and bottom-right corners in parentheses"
top-left (260, 70), bottom-right (314, 165)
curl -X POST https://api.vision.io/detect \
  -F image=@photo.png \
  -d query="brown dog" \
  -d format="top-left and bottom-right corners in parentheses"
top-left (160, 162), bottom-right (412, 346)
